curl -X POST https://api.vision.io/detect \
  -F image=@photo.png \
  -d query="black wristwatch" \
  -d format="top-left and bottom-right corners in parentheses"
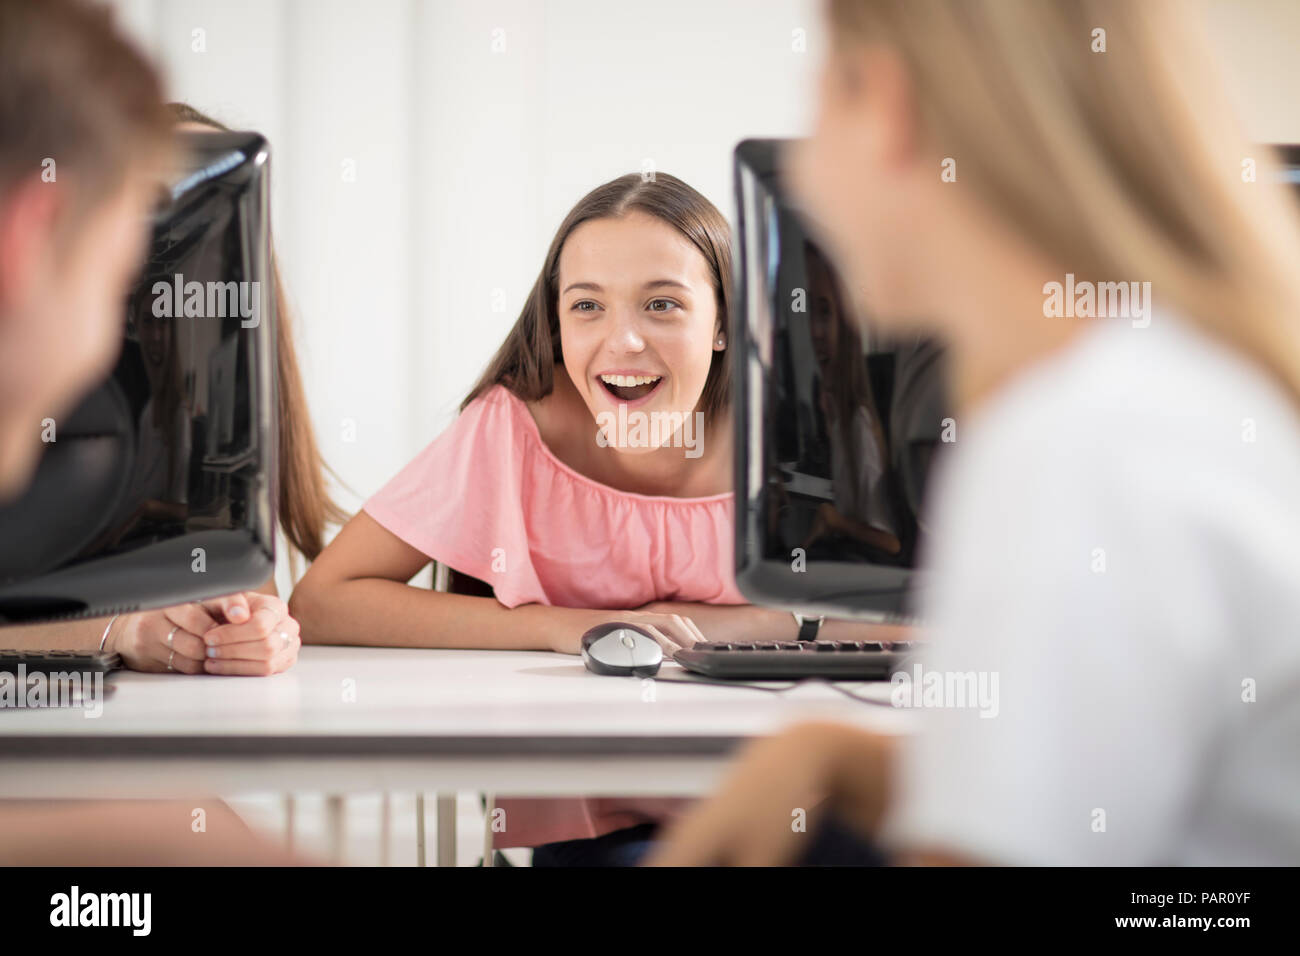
top-left (792, 612), bottom-right (825, 642)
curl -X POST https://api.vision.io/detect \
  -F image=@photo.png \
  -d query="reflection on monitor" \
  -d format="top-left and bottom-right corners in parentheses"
top-left (732, 138), bottom-right (951, 620)
top-left (0, 130), bottom-right (277, 624)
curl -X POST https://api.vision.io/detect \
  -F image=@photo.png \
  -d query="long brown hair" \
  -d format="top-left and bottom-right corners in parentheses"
top-left (463, 172), bottom-right (733, 422)
top-left (168, 102), bottom-right (345, 563)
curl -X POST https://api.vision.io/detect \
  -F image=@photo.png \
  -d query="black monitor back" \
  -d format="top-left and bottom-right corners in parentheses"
top-left (732, 138), bottom-right (949, 620)
top-left (0, 131), bottom-right (277, 624)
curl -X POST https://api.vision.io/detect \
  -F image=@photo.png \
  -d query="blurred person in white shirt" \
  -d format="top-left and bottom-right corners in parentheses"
top-left (653, 0), bottom-right (1300, 866)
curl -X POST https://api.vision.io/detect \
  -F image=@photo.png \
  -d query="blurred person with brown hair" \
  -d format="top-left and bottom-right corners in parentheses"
top-left (654, 0), bottom-right (1300, 866)
top-left (0, 0), bottom-right (301, 864)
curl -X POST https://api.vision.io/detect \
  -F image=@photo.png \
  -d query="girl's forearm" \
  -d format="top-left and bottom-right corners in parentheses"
top-left (0, 576), bottom-right (277, 653)
top-left (290, 576), bottom-right (608, 652)
top-left (0, 616), bottom-right (118, 651)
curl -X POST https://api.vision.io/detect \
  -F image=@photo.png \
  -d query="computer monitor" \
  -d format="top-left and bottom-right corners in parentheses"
top-left (732, 138), bottom-right (951, 621)
top-left (1276, 145), bottom-right (1300, 185)
top-left (733, 139), bottom-right (1300, 623)
top-left (0, 130), bottom-right (277, 624)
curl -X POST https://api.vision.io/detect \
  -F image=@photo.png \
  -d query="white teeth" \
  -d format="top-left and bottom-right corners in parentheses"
top-left (599, 374), bottom-right (662, 388)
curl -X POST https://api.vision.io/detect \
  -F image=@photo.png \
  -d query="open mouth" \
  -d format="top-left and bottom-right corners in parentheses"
top-left (598, 373), bottom-right (663, 402)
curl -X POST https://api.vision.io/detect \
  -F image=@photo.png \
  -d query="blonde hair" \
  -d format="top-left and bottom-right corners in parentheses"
top-left (829, 0), bottom-right (1300, 408)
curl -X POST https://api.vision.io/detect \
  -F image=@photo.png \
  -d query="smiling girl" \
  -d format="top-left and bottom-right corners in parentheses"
top-left (291, 172), bottom-right (889, 863)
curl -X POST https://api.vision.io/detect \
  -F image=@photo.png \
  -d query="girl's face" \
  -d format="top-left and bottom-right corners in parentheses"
top-left (806, 252), bottom-right (842, 368)
top-left (557, 210), bottom-right (722, 452)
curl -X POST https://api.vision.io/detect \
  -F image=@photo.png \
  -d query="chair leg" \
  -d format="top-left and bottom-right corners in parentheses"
top-left (325, 795), bottom-right (346, 863)
top-left (283, 793), bottom-right (296, 851)
top-left (436, 793), bottom-right (456, 866)
top-left (416, 793), bottom-right (427, 867)
top-left (379, 792), bottom-right (392, 867)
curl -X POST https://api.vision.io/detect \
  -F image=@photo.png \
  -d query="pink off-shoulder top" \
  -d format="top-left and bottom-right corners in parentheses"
top-left (363, 384), bottom-right (746, 848)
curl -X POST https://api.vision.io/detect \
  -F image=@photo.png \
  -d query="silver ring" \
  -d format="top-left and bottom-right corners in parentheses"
top-left (166, 625), bottom-right (179, 647)
top-left (167, 649), bottom-right (175, 671)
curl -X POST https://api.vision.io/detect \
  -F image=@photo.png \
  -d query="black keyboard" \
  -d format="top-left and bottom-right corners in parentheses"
top-left (674, 640), bottom-right (917, 681)
top-left (0, 649), bottom-right (122, 674)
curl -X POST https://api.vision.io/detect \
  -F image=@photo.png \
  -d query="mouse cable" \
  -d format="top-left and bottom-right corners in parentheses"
top-left (651, 672), bottom-right (894, 708)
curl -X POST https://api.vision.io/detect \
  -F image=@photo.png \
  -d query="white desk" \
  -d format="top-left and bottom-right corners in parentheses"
top-left (0, 645), bottom-right (913, 799)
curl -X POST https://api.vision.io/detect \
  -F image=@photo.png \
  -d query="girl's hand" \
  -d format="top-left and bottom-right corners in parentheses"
top-left (110, 601), bottom-right (219, 674)
top-left (550, 608), bottom-right (705, 655)
top-left (801, 500), bottom-right (842, 550)
top-left (199, 592), bottom-right (301, 676)
top-left (109, 592), bottom-right (301, 677)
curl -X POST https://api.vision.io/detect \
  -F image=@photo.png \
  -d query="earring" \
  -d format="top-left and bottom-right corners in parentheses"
top-left (716, 334), bottom-right (726, 347)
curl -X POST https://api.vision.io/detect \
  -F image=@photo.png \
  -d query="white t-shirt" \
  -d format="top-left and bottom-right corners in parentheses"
top-left (880, 312), bottom-right (1300, 865)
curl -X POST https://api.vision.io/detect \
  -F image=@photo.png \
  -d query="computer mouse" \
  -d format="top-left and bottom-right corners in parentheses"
top-left (580, 622), bottom-right (663, 677)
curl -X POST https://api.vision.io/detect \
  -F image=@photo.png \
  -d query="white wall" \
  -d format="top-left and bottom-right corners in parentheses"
top-left (107, 0), bottom-right (1300, 585)
top-left (1202, 0), bottom-right (1300, 144)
